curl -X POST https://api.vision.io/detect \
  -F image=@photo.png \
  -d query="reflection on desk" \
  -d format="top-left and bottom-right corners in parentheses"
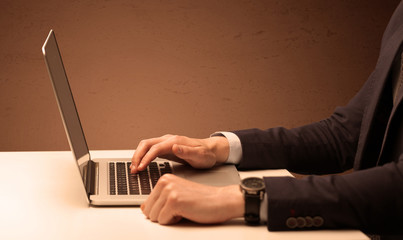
top-left (0, 150), bottom-right (369, 240)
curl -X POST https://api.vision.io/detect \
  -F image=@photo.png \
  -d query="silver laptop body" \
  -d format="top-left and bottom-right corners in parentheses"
top-left (42, 30), bottom-right (240, 206)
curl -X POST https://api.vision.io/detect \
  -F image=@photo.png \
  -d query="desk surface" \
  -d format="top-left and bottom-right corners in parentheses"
top-left (0, 150), bottom-right (369, 240)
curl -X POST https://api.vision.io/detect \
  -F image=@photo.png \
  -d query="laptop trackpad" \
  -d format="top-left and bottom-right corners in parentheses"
top-left (172, 163), bottom-right (240, 187)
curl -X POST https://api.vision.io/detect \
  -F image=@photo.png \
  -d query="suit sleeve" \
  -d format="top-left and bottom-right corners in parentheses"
top-left (232, 73), bottom-right (372, 174)
top-left (263, 156), bottom-right (403, 233)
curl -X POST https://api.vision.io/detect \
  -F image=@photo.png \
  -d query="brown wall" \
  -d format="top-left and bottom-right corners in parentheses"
top-left (0, 0), bottom-right (400, 151)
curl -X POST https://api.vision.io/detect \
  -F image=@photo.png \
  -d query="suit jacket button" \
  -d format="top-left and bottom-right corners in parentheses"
top-left (305, 216), bottom-right (313, 227)
top-left (296, 217), bottom-right (306, 228)
top-left (286, 217), bottom-right (297, 229)
top-left (313, 216), bottom-right (324, 227)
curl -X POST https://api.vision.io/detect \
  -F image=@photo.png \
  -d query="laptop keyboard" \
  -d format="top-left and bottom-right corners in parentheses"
top-left (109, 161), bottom-right (172, 195)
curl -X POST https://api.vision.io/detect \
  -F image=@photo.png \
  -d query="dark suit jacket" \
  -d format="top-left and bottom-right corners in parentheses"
top-left (233, 2), bottom-right (403, 234)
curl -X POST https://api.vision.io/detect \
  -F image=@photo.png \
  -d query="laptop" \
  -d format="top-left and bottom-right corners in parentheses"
top-left (42, 30), bottom-right (240, 206)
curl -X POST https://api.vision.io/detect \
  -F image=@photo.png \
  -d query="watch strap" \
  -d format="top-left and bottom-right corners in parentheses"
top-left (244, 193), bottom-right (261, 225)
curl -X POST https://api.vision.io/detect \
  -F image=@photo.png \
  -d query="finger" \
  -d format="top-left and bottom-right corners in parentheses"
top-left (172, 144), bottom-right (215, 169)
top-left (142, 174), bottom-right (172, 217)
top-left (157, 189), bottom-right (183, 225)
top-left (142, 188), bottom-right (161, 218)
top-left (132, 135), bottom-right (199, 173)
top-left (137, 143), bottom-right (174, 171)
top-left (155, 175), bottom-right (192, 225)
top-left (138, 136), bottom-right (196, 171)
top-left (172, 144), bottom-right (193, 159)
top-left (148, 188), bottom-right (169, 222)
top-left (140, 203), bottom-right (145, 213)
top-left (131, 139), bottom-right (157, 173)
top-left (131, 135), bottom-right (172, 173)
top-left (159, 211), bottom-right (183, 225)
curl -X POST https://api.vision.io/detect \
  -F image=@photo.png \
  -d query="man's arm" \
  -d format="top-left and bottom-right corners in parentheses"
top-left (263, 157), bottom-right (403, 233)
top-left (233, 74), bottom-right (372, 174)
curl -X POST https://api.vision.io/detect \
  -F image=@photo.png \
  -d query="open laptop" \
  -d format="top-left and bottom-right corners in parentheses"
top-left (42, 30), bottom-right (240, 206)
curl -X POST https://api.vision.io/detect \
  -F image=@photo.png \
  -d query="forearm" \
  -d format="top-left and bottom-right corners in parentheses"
top-left (264, 158), bottom-right (403, 232)
top-left (234, 115), bottom-right (360, 174)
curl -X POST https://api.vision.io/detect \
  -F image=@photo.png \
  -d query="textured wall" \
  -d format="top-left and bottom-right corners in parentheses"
top-left (0, 0), bottom-right (400, 151)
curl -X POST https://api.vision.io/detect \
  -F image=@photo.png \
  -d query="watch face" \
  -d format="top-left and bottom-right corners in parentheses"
top-left (241, 177), bottom-right (265, 190)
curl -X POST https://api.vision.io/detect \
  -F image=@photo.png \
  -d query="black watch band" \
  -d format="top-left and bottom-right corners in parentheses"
top-left (244, 193), bottom-right (261, 225)
top-left (241, 177), bottom-right (265, 225)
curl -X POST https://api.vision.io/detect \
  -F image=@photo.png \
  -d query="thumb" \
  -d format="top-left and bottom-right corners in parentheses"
top-left (172, 144), bottom-right (196, 161)
top-left (172, 144), bottom-right (215, 169)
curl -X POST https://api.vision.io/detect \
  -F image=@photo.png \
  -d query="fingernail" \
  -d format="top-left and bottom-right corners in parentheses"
top-left (176, 145), bottom-right (183, 153)
top-left (138, 162), bottom-right (144, 170)
top-left (130, 164), bottom-right (136, 173)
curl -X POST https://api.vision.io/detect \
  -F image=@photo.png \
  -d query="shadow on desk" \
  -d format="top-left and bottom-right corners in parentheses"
top-left (178, 219), bottom-right (403, 240)
top-left (367, 235), bottom-right (403, 240)
top-left (172, 218), bottom-right (246, 228)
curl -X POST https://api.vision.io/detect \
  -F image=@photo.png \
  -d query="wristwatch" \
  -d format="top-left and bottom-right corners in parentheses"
top-left (240, 177), bottom-right (265, 225)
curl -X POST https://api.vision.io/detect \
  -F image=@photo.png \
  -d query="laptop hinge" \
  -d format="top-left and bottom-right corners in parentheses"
top-left (85, 160), bottom-right (96, 196)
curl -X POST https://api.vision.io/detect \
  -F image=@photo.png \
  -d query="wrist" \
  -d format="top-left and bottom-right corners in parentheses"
top-left (208, 136), bottom-right (230, 164)
top-left (210, 132), bottom-right (242, 165)
top-left (220, 185), bottom-right (245, 220)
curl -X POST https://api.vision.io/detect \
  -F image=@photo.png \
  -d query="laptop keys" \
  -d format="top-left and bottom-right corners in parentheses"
top-left (109, 161), bottom-right (173, 196)
top-left (138, 167), bottom-right (151, 194)
top-left (127, 163), bottom-right (140, 195)
top-left (116, 162), bottom-right (128, 195)
top-left (149, 162), bottom-right (161, 188)
top-left (109, 163), bottom-right (116, 195)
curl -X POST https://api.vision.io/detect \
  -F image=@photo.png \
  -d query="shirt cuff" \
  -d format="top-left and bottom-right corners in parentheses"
top-left (210, 131), bottom-right (242, 165)
top-left (260, 193), bottom-right (268, 223)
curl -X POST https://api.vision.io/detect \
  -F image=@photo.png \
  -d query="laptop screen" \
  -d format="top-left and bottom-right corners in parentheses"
top-left (42, 30), bottom-right (91, 169)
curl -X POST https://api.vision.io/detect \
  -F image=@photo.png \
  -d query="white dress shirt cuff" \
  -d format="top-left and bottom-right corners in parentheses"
top-left (260, 193), bottom-right (268, 223)
top-left (210, 131), bottom-right (242, 165)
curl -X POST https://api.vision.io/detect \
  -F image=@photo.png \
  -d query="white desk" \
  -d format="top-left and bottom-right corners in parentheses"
top-left (0, 151), bottom-right (369, 240)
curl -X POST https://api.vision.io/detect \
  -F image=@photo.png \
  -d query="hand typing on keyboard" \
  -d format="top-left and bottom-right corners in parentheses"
top-left (130, 134), bottom-right (242, 225)
top-left (140, 173), bottom-right (244, 225)
top-left (130, 135), bottom-right (229, 174)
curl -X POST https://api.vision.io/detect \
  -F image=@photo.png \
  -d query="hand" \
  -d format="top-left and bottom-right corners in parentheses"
top-left (141, 174), bottom-right (244, 224)
top-left (130, 134), bottom-right (229, 173)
